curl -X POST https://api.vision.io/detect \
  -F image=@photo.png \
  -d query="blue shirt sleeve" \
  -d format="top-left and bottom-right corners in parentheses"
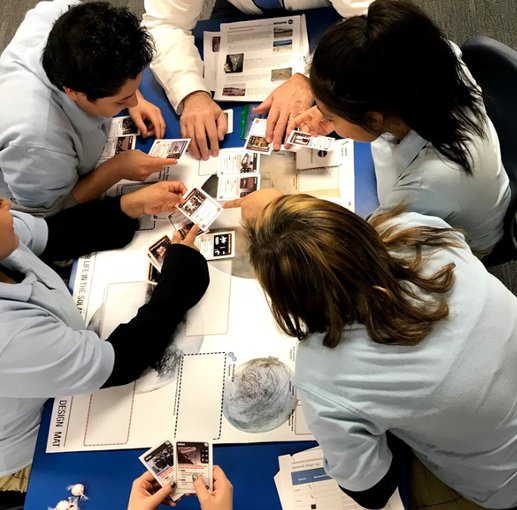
top-left (12, 210), bottom-right (48, 256)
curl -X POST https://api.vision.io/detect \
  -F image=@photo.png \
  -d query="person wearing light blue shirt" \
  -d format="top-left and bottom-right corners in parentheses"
top-left (246, 192), bottom-right (517, 509)
top-left (0, 184), bottom-right (209, 505)
top-left (0, 0), bottom-right (175, 217)
top-left (287, 0), bottom-right (510, 255)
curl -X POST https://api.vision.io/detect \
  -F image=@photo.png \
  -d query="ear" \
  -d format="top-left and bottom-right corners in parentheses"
top-left (63, 87), bottom-right (84, 102)
top-left (367, 111), bottom-right (385, 131)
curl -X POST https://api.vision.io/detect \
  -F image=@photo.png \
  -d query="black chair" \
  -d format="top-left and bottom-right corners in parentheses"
top-left (461, 36), bottom-right (517, 267)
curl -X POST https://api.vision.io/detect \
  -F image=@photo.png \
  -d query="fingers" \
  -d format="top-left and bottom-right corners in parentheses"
top-left (182, 224), bottom-right (200, 247)
top-left (171, 231), bottom-right (182, 245)
top-left (212, 465), bottom-right (230, 487)
top-left (272, 110), bottom-right (289, 151)
top-left (136, 471), bottom-right (156, 485)
top-left (147, 156), bottom-right (177, 171)
top-left (265, 106), bottom-right (279, 145)
top-left (252, 94), bottom-right (272, 115)
top-left (205, 118), bottom-right (221, 158)
top-left (132, 115), bottom-right (148, 138)
top-left (222, 197), bottom-right (244, 209)
top-left (148, 483), bottom-right (175, 506)
top-left (194, 121), bottom-right (211, 161)
top-left (193, 474), bottom-right (210, 504)
top-left (153, 110), bottom-right (167, 139)
top-left (167, 181), bottom-right (188, 196)
top-left (216, 111), bottom-right (228, 142)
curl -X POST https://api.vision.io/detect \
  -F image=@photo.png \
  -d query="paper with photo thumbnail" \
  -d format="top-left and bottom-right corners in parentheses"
top-left (149, 139), bottom-right (191, 160)
top-left (96, 134), bottom-right (136, 167)
top-left (108, 115), bottom-right (139, 137)
top-left (245, 118), bottom-right (272, 155)
top-left (217, 149), bottom-right (260, 176)
top-left (217, 174), bottom-right (260, 201)
top-left (177, 187), bottom-right (222, 231)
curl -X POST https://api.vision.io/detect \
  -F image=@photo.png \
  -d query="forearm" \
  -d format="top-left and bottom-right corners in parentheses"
top-left (41, 196), bottom-right (138, 261)
top-left (71, 157), bottom-right (122, 204)
top-left (102, 244), bottom-right (209, 387)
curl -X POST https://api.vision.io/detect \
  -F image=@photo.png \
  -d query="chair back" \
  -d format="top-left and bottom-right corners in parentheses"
top-left (461, 36), bottom-right (517, 264)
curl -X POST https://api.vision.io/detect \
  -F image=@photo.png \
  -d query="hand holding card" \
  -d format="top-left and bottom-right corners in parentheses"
top-left (176, 188), bottom-right (222, 231)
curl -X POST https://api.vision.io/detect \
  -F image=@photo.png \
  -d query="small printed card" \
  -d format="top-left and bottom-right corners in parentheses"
top-left (168, 210), bottom-right (207, 240)
top-left (108, 115), bottom-right (139, 137)
top-left (244, 118), bottom-right (272, 154)
top-left (195, 231), bottom-right (235, 260)
top-left (147, 235), bottom-right (170, 271)
top-left (216, 174), bottom-right (260, 200)
top-left (149, 139), bottom-right (191, 160)
top-left (176, 187), bottom-right (222, 231)
top-left (223, 109), bottom-right (234, 134)
top-left (287, 130), bottom-right (334, 151)
top-left (139, 439), bottom-right (182, 501)
top-left (217, 150), bottom-right (260, 176)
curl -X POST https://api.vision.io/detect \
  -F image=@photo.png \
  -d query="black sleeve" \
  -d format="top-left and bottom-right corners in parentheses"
top-left (102, 243), bottom-right (209, 388)
top-left (40, 197), bottom-right (139, 261)
top-left (339, 432), bottom-right (406, 509)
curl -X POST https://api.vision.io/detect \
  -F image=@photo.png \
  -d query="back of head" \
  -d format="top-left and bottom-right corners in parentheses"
top-left (246, 195), bottom-right (457, 348)
top-left (310, 0), bottom-right (484, 174)
top-left (42, 1), bottom-right (154, 100)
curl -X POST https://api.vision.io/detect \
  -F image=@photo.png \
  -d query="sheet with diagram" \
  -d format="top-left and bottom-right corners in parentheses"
top-left (46, 143), bottom-right (355, 453)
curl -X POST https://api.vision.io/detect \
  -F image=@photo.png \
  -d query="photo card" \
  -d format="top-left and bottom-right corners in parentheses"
top-left (216, 174), bottom-right (260, 201)
top-left (217, 150), bottom-right (259, 176)
top-left (148, 235), bottom-right (170, 271)
top-left (149, 139), bottom-right (191, 160)
top-left (108, 115), bottom-right (139, 137)
top-left (176, 188), bottom-right (222, 231)
top-left (195, 231), bottom-right (235, 260)
top-left (287, 130), bottom-right (334, 151)
top-left (174, 440), bottom-right (213, 494)
top-left (244, 118), bottom-right (272, 154)
top-left (168, 210), bottom-right (207, 240)
top-left (139, 440), bottom-right (183, 502)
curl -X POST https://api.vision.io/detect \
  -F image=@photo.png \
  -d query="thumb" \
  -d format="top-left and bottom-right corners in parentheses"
top-left (148, 483), bottom-right (174, 506)
top-left (149, 156), bottom-right (177, 169)
top-left (193, 475), bottom-right (210, 502)
top-left (252, 94), bottom-right (272, 114)
top-left (216, 111), bottom-right (228, 141)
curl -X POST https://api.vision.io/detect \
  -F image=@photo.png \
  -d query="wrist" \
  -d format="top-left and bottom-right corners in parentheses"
top-left (183, 90), bottom-right (212, 105)
top-left (120, 193), bottom-right (142, 219)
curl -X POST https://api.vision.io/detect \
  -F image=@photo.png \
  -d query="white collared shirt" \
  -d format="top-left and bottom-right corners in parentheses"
top-left (143, 0), bottom-right (371, 112)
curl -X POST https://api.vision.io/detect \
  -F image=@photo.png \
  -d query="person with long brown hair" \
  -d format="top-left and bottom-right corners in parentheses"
top-left (246, 194), bottom-right (517, 509)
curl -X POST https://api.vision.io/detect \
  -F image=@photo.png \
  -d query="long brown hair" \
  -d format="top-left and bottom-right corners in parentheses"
top-left (246, 195), bottom-right (462, 348)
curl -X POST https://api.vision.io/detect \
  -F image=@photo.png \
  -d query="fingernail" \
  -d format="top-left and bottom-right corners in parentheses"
top-left (192, 474), bottom-right (198, 481)
top-left (171, 481), bottom-right (176, 488)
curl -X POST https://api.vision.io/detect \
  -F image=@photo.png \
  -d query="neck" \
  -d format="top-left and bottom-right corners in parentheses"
top-left (383, 118), bottom-right (411, 142)
top-left (0, 268), bottom-right (16, 284)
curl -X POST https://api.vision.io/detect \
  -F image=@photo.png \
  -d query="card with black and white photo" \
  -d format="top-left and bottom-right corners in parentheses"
top-left (108, 115), bottom-right (139, 137)
top-left (148, 235), bottom-right (170, 271)
top-left (174, 440), bottom-right (213, 494)
top-left (149, 139), bottom-right (191, 160)
top-left (244, 118), bottom-right (272, 154)
top-left (195, 231), bottom-right (235, 260)
top-left (216, 174), bottom-right (260, 201)
top-left (217, 150), bottom-right (259, 176)
top-left (287, 129), bottom-right (334, 151)
top-left (176, 188), bottom-right (222, 231)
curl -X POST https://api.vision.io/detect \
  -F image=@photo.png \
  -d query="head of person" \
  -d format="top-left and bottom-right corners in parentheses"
top-left (246, 195), bottom-right (460, 348)
top-left (0, 198), bottom-right (19, 260)
top-left (310, 0), bottom-right (484, 174)
top-left (42, 2), bottom-right (154, 117)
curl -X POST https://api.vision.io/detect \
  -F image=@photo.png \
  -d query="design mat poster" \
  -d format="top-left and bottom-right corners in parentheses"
top-left (47, 221), bottom-right (313, 453)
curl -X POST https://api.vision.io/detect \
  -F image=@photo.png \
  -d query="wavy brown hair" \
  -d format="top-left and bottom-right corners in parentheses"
top-left (246, 195), bottom-right (463, 348)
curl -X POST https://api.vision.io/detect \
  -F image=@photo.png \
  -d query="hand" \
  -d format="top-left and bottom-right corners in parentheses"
top-left (120, 181), bottom-right (187, 218)
top-left (111, 150), bottom-right (177, 182)
top-left (171, 224), bottom-right (201, 250)
top-left (127, 471), bottom-right (175, 510)
top-left (181, 91), bottom-right (227, 160)
top-left (223, 188), bottom-right (283, 221)
top-left (193, 466), bottom-right (233, 510)
top-left (285, 106), bottom-right (335, 149)
top-left (129, 90), bottom-right (166, 138)
top-left (252, 73), bottom-right (314, 151)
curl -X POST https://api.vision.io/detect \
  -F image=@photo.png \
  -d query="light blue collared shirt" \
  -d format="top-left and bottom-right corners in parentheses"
top-left (0, 0), bottom-right (110, 216)
top-left (0, 211), bottom-right (114, 475)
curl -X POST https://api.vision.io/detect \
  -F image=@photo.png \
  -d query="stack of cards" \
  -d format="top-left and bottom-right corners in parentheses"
top-left (244, 118), bottom-right (272, 154)
top-left (96, 115), bottom-right (139, 166)
top-left (139, 439), bottom-right (213, 500)
top-left (216, 150), bottom-right (261, 200)
top-left (149, 139), bottom-right (191, 161)
top-left (148, 235), bottom-right (171, 272)
top-left (287, 129), bottom-right (334, 151)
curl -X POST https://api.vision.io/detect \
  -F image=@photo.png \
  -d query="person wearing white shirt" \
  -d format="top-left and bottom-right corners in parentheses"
top-left (143, 0), bottom-right (371, 160)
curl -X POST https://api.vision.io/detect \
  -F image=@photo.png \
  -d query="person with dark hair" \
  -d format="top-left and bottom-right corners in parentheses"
top-left (0, 183), bottom-right (209, 506)
top-left (0, 0), bottom-right (174, 217)
top-left (245, 193), bottom-right (517, 509)
top-left (143, 0), bottom-right (372, 161)
top-left (286, 0), bottom-right (510, 256)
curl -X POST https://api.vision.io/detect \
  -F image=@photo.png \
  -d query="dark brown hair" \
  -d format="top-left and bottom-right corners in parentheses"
top-left (246, 195), bottom-right (462, 348)
top-left (310, 0), bottom-right (484, 174)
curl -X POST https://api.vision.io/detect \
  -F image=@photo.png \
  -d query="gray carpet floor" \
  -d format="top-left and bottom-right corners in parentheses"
top-left (1, 0), bottom-right (517, 294)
